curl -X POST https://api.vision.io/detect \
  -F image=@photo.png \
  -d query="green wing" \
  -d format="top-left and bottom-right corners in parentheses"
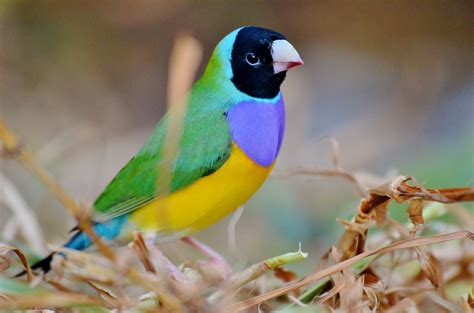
top-left (92, 101), bottom-right (232, 221)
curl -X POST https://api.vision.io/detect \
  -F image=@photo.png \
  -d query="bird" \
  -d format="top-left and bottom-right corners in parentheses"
top-left (25, 26), bottom-right (303, 275)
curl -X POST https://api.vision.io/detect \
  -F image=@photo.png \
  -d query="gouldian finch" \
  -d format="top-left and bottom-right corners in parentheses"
top-left (28, 26), bottom-right (303, 273)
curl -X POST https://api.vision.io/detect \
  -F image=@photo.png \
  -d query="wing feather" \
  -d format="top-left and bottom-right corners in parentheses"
top-left (92, 107), bottom-right (232, 221)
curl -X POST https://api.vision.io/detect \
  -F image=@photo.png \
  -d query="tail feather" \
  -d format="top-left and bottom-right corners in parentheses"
top-left (15, 228), bottom-right (91, 277)
top-left (13, 216), bottom-right (127, 278)
top-left (14, 253), bottom-right (55, 278)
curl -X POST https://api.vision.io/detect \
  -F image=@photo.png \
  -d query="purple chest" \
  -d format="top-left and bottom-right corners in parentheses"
top-left (227, 96), bottom-right (285, 167)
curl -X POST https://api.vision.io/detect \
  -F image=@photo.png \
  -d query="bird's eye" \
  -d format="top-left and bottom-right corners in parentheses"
top-left (245, 53), bottom-right (260, 66)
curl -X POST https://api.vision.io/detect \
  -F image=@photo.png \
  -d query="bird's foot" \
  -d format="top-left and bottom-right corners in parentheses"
top-left (143, 236), bottom-right (187, 282)
top-left (181, 237), bottom-right (232, 282)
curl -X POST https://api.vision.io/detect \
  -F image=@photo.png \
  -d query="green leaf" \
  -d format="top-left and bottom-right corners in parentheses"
top-left (0, 277), bottom-right (46, 295)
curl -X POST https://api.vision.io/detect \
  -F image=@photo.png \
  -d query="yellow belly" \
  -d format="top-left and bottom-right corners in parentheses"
top-left (129, 143), bottom-right (273, 237)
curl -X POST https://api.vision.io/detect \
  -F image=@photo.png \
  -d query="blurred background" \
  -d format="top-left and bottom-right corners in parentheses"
top-left (1, 1), bottom-right (473, 273)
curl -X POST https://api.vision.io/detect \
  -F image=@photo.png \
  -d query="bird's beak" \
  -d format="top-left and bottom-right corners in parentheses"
top-left (271, 39), bottom-right (304, 74)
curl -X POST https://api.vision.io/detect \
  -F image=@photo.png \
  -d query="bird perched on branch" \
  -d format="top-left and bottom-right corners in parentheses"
top-left (26, 26), bottom-right (303, 274)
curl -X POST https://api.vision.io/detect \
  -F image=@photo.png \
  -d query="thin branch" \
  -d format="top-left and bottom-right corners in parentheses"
top-left (209, 249), bottom-right (308, 304)
top-left (0, 118), bottom-right (115, 261)
top-left (278, 167), bottom-right (367, 197)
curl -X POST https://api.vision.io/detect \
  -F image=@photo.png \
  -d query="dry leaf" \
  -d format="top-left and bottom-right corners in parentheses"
top-left (338, 219), bottom-right (369, 236)
top-left (234, 230), bottom-right (473, 310)
top-left (361, 269), bottom-right (383, 289)
top-left (0, 244), bottom-right (32, 281)
top-left (374, 199), bottom-right (390, 227)
top-left (467, 292), bottom-right (473, 308)
top-left (274, 267), bottom-right (297, 283)
top-left (340, 275), bottom-right (364, 312)
top-left (407, 199), bottom-right (425, 228)
top-left (415, 249), bottom-right (442, 289)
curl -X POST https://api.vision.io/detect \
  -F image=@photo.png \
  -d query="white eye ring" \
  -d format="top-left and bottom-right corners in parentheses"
top-left (245, 53), bottom-right (260, 66)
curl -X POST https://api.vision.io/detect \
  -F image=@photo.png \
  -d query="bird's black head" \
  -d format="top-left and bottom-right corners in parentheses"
top-left (230, 26), bottom-right (303, 99)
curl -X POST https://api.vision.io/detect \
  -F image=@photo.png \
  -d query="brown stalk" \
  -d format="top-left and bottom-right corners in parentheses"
top-left (276, 138), bottom-right (367, 197)
top-left (157, 35), bottom-right (203, 228)
top-left (280, 167), bottom-right (367, 197)
top-left (131, 232), bottom-right (156, 273)
top-left (0, 118), bottom-right (115, 261)
top-left (0, 295), bottom-right (104, 310)
top-left (0, 244), bottom-right (32, 281)
top-left (87, 281), bottom-right (118, 303)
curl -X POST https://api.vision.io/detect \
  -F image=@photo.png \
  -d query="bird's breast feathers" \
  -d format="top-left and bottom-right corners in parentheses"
top-left (227, 94), bottom-right (285, 166)
top-left (129, 95), bottom-right (285, 237)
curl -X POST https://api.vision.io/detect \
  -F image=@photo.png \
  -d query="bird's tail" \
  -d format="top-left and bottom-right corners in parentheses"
top-left (14, 215), bottom-right (127, 277)
top-left (14, 253), bottom-right (55, 278)
top-left (14, 228), bottom-right (90, 278)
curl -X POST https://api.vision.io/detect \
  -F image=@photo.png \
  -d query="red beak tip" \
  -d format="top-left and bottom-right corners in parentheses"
top-left (288, 60), bottom-right (304, 68)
